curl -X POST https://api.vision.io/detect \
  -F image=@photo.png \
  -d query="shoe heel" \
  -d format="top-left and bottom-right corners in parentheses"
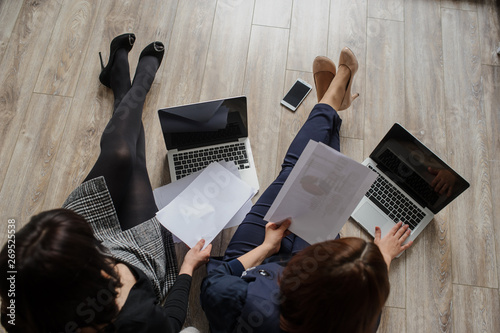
top-left (99, 33), bottom-right (136, 88)
top-left (337, 47), bottom-right (359, 111)
top-left (99, 52), bottom-right (105, 70)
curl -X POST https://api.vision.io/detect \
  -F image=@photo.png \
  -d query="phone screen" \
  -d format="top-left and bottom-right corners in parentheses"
top-left (282, 80), bottom-right (311, 109)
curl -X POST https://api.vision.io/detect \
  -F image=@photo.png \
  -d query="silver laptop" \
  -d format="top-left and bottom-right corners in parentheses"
top-left (158, 96), bottom-right (259, 191)
top-left (351, 123), bottom-right (469, 244)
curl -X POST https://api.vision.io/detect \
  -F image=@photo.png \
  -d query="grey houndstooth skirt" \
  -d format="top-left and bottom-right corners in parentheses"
top-left (62, 176), bottom-right (178, 302)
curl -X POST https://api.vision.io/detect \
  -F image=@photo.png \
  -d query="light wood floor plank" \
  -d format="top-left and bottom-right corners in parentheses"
top-left (340, 137), bottom-right (365, 239)
top-left (200, 0), bottom-right (254, 100)
top-left (34, 0), bottom-right (100, 97)
top-left (378, 306), bottom-right (406, 333)
top-left (287, 0), bottom-right (330, 72)
top-left (482, 64), bottom-right (500, 291)
top-left (253, 0), bottom-right (293, 28)
top-left (243, 25), bottom-right (289, 192)
top-left (367, 0), bottom-right (404, 21)
top-left (442, 8), bottom-right (498, 289)
top-left (453, 284), bottom-right (500, 332)
top-left (404, 2), bottom-right (453, 331)
top-left (0, 0), bottom-right (63, 192)
top-left (0, 94), bottom-right (71, 241)
top-left (364, 18), bottom-right (405, 155)
top-left (404, 0), bottom-right (447, 155)
top-left (405, 214), bottom-right (453, 333)
top-left (156, 0), bottom-right (217, 107)
top-left (478, 0), bottom-right (500, 66)
top-left (0, 0), bottom-right (23, 64)
top-left (328, 0), bottom-right (367, 140)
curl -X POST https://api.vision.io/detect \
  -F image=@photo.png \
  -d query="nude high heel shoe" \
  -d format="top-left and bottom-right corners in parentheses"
top-left (313, 56), bottom-right (336, 103)
top-left (337, 47), bottom-right (359, 110)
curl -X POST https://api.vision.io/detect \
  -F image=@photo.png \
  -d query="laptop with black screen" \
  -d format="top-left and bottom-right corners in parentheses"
top-left (158, 96), bottom-right (259, 191)
top-left (351, 123), bottom-right (469, 244)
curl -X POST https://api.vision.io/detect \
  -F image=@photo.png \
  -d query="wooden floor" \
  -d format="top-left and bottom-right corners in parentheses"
top-left (1, 0), bottom-right (499, 332)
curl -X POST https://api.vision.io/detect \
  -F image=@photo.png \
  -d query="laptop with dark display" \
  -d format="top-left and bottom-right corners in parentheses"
top-left (351, 123), bottom-right (469, 244)
top-left (158, 96), bottom-right (259, 191)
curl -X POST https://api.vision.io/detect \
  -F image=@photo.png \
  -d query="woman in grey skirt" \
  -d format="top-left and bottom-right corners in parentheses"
top-left (0, 33), bottom-right (211, 333)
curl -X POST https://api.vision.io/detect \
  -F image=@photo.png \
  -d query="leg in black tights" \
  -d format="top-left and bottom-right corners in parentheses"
top-left (84, 47), bottom-right (162, 230)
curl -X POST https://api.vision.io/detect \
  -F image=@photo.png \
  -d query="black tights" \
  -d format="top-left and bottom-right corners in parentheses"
top-left (84, 48), bottom-right (160, 230)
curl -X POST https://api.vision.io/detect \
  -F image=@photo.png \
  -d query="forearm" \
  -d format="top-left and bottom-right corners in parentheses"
top-left (237, 244), bottom-right (274, 270)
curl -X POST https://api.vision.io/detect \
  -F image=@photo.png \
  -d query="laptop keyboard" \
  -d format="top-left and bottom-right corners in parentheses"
top-left (378, 149), bottom-right (439, 205)
top-left (365, 165), bottom-right (426, 230)
top-left (172, 142), bottom-right (250, 179)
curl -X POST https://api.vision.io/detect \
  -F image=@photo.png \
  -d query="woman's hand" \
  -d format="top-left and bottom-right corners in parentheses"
top-left (237, 219), bottom-right (292, 270)
top-left (179, 239), bottom-right (212, 276)
top-left (262, 218), bottom-right (292, 256)
top-left (374, 222), bottom-right (413, 271)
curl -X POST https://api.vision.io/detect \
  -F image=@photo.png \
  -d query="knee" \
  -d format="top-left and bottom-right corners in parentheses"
top-left (101, 142), bottom-right (135, 172)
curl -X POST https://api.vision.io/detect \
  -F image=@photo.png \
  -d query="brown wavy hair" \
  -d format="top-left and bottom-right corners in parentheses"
top-left (279, 238), bottom-right (389, 333)
top-left (0, 209), bottom-right (122, 332)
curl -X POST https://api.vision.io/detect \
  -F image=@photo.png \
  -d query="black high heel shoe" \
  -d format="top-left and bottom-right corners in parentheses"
top-left (99, 33), bottom-right (136, 88)
top-left (138, 41), bottom-right (165, 67)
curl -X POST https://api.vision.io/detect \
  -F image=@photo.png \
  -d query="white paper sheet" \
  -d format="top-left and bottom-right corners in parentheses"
top-left (264, 140), bottom-right (377, 245)
top-left (156, 162), bottom-right (256, 248)
top-left (153, 162), bottom-right (253, 243)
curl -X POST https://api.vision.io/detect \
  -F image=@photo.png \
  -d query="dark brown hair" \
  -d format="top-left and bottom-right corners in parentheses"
top-left (0, 209), bottom-right (122, 332)
top-left (279, 238), bottom-right (390, 333)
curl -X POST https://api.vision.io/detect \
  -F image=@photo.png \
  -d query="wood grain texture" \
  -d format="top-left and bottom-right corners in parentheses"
top-left (404, 2), bottom-right (453, 331)
top-left (328, 0), bottom-right (367, 140)
top-left (253, 0), bottom-right (293, 28)
top-left (0, 0), bottom-right (63, 193)
top-left (34, 0), bottom-right (100, 96)
top-left (482, 64), bottom-right (500, 292)
top-left (156, 0), bottom-right (217, 107)
top-left (442, 8), bottom-right (498, 289)
top-left (477, 0), bottom-right (500, 66)
top-left (0, 94), bottom-right (71, 240)
top-left (368, 0), bottom-right (404, 21)
top-left (453, 284), bottom-right (500, 332)
top-left (364, 18), bottom-right (405, 155)
top-left (0, 0), bottom-right (23, 63)
top-left (340, 137), bottom-right (364, 239)
top-left (200, 0), bottom-right (254, 100)
top-left (378, 306), bottom-right (406, 333)
top-left (287, 0), bottom-right (329, 72)
top-left (404, 0), bottom-right (447, 156)
top-left (243, 25), bottom-right (289, 192)
top-left (406, 214), bottom-right (454, 333)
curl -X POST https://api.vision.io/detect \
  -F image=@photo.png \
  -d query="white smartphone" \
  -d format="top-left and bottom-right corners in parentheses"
top-left (280, 78), bottom-right (312, 111)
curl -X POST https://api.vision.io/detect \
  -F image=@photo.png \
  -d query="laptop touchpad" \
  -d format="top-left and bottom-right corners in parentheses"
top-left (357, 203), bottom-right (395, 236)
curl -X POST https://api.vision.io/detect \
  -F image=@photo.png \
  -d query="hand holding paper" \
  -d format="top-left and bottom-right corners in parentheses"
top-left (264, 140), bottom-right (377, 244)
top-left (156, 162), bottom-right (256, 249)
